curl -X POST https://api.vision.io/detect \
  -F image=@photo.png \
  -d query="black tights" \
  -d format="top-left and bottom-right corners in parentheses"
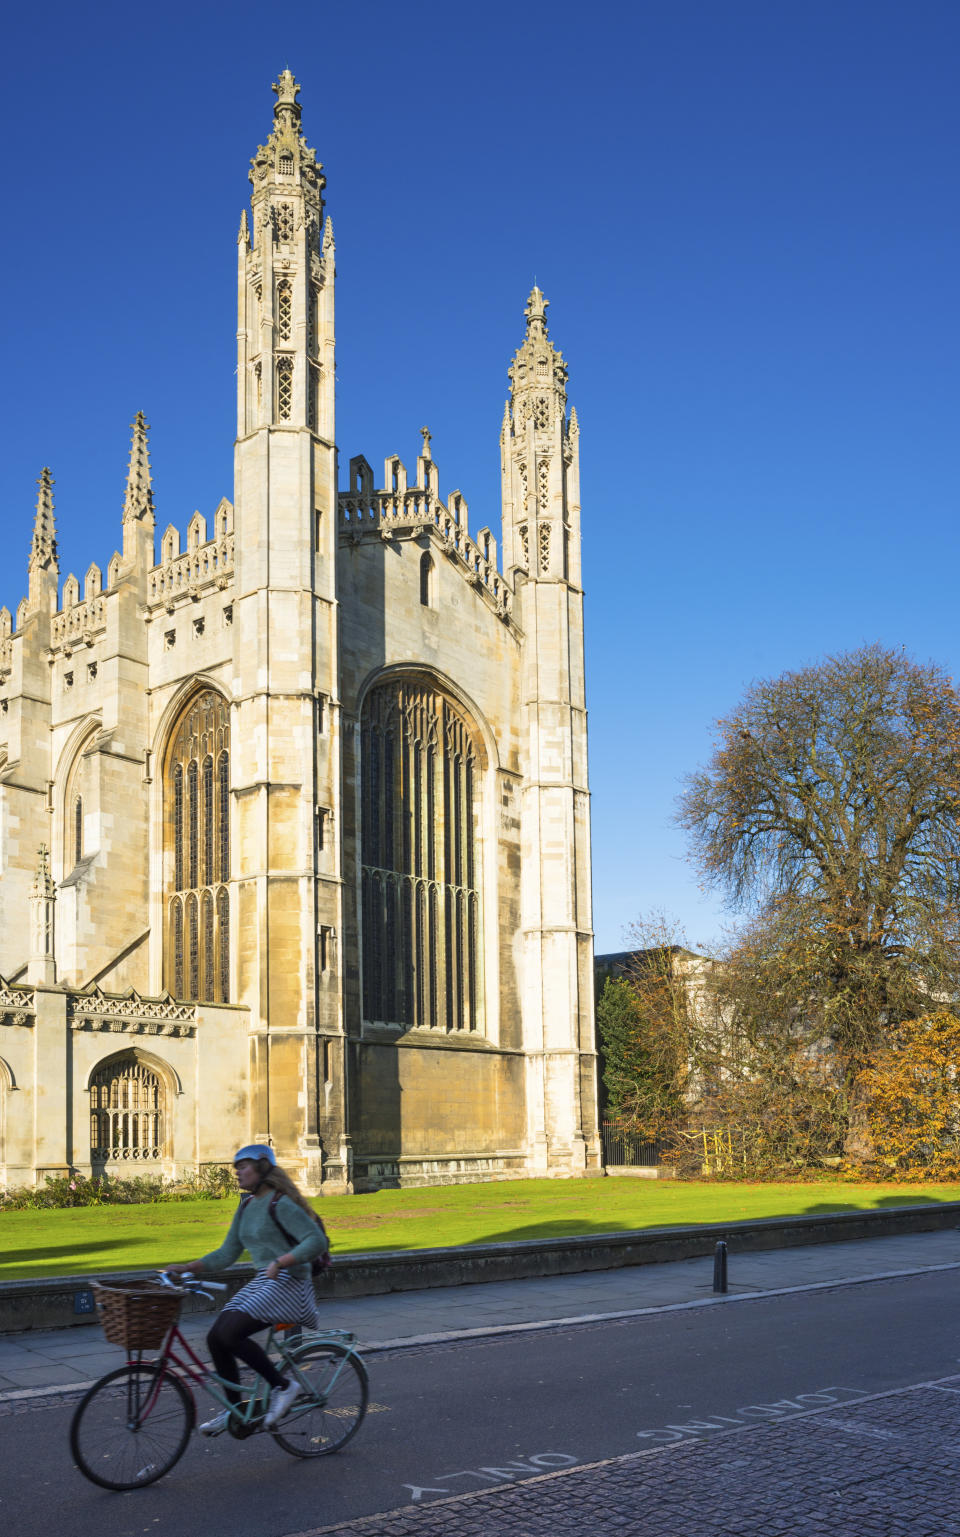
top-left (207, 1310), bottom-right (288, 1405)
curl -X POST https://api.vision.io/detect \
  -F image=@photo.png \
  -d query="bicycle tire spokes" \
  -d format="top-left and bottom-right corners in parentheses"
top-left (270, 1342), bottom-right (369, 1459)
top-left (70, 1364), bottom-right (193, 1491)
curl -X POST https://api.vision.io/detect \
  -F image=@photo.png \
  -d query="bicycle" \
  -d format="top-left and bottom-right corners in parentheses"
top-left (69, 1271), bottom-right (369, 1490)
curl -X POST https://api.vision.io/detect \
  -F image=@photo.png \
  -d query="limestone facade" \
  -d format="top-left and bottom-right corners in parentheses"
top-left (0, 74), bottom-right (599, 1192)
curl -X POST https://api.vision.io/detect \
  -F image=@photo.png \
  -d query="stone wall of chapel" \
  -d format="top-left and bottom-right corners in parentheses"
top-left (352, 1039), bottom-right (526, 1159)
top-left (0, 569), bottom-right (238, 991)
top-left (337, 529), bottom-right (527, 1169)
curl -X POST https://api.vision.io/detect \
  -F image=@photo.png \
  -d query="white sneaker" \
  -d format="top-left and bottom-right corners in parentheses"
top-left (199, 1409), bottom-right (232, 1436)
top-left (264, 1379), bottom-right (300, 1428)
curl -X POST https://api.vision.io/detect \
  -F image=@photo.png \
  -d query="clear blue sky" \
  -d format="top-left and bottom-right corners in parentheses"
top-left (1, 2), bottom-right (957, 953)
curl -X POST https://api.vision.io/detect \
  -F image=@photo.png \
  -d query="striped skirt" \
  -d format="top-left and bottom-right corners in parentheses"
top-left (222, 1268), bottom-right (319, 1328)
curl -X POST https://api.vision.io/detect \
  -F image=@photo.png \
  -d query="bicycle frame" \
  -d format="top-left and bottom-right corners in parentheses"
top-left (125, 1322), bottom-right (361, 1434)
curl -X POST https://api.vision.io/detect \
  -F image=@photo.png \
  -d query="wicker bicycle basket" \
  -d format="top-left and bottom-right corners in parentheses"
top-left (91, 1280), bottom-right (183, 1350)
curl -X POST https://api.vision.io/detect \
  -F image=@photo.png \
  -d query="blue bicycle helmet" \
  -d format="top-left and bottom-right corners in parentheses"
top-left (233, 1144), bottom-right (277, 1166)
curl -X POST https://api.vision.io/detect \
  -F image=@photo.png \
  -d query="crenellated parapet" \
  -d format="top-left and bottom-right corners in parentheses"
top-left (50, 593), bottom-right (107, 651)
top-left (338, 447), bottom-right (514, 625)
top-left (147, 500), bottom-right (234, 610)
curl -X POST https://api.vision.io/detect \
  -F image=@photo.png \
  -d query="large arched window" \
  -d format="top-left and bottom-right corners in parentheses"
top-left (90, 1055), bottom-right (165, 1164)
top-left (361, 678), bottom-right (482, 1031)
top-left (165, 690), bottom-right (230, 1000)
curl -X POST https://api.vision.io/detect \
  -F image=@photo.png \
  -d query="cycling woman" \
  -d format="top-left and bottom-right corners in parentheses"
top-left (166, 1144), bottom-right (328, 1434)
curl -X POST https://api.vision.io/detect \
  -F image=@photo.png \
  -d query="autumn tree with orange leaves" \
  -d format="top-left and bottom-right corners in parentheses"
top-left (678, 644), bottom-right (960, 1156)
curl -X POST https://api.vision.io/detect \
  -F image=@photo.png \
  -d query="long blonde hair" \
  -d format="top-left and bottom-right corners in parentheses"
top-left (254, 1159), bottom-right (316, 1220)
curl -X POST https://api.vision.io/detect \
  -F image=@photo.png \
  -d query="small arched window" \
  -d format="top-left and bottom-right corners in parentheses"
top-left (420, 551), bottom-right (435, 608)
top-left (61, 725), bottom-right (100, 879)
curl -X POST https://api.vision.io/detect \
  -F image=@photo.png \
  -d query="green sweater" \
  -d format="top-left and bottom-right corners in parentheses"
top-left (199, 1193), bottom-right (327, 1280)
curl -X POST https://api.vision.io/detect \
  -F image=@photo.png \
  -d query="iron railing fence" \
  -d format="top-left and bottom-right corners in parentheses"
top-left (601, 1123), bottom-right (662, 1168)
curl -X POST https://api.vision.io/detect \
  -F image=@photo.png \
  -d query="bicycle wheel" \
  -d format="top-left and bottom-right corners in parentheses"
top-left (270, 1341), bottom-right (369, 1458)
top-left (70, 1363), bottom-right (193, 1490)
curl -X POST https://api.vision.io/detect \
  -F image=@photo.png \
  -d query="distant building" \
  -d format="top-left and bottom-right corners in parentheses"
top-left (0, 74), bottom-right (599, 1191)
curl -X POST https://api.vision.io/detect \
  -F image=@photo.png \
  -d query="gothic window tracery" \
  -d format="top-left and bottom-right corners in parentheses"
top-left (277, 279), bottom-right (292, 342)
top-left (275, 202), bottom-right (294, 242)
top-left (90, 1057), bottom-right (164, 1163)
top-left (535, 396), bottom-right (550, 429)
top-left (164, 690), bottom-right (230, 1001)
top-left (537, 460), bottom-right (550, 510)
top-left (361, 679), bottom-right (482, 1032)
top-left (518, 525), bottom-right (529, 569)
top-left (539, 523), bottom-right (551, 574)
top-left (277, 357), bottom-right (293, 420)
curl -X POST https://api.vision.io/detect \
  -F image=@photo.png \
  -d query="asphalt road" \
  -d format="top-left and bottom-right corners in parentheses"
top-left (2, 1270), bottom-right (958, 1537)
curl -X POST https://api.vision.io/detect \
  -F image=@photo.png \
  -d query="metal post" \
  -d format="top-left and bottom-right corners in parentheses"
top-left (712, 1239), bottom-right (728, 1293)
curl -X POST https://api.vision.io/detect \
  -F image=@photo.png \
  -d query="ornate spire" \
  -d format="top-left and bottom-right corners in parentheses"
top-left (29, 468), bottom-right (58, 573)
top-left (272, 68), bottom-right (301, 124)
top-left (507, 287), bottom-right (568, 410)
top-left (524, 285), bottom-right (548, 334)
top-left (123, 412), bottom-right (154, 525)
top-left (248, 70), bottom-right (325, 214)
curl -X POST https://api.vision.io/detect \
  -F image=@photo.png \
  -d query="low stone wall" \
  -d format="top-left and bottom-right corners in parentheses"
top-left (2, 1199), bottom-right (958, 1334)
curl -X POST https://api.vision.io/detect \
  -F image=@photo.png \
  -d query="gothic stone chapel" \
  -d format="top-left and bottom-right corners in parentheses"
top-left (0, 74), bottom-right (599, 1192)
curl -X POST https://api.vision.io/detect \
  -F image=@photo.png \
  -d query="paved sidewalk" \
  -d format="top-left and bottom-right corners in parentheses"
top-left (1, 1225), bottom-right (958, 1396)
top-left (294, 1374), bottom-right (960, 1536)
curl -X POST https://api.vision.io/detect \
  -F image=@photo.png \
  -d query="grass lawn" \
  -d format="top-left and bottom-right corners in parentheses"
top-left (2, 1178), bottom-right (960, 1281)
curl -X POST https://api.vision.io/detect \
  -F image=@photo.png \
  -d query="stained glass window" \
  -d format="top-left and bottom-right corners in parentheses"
top-left (202, 755), bottom-right (214, 885)
top-left (360, 680), bottom-right (482, 1031)
top-left (165, 691), bottom-right (230, 1001)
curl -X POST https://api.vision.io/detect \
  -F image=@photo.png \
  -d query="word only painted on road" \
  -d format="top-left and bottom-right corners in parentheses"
top-left (635, 1385), bottom-right (868, 1444)
top-left (402, 1451), bottom-right (578, 1502)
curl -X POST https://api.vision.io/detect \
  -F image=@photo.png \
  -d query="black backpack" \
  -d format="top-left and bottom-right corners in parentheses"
top-left (240, 1190), bottom-right (332, 1277)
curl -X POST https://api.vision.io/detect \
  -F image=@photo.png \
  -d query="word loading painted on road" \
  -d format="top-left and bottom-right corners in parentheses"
top-left (402, 1452), bottom-right (578, 1502)
top-left (635, 1385), bottom-right (867, 1443)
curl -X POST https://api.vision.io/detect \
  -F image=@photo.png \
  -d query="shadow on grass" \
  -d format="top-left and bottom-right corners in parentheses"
top-left (802, 1195), bottom-right (949, 1214)
top-left (0, 1239), bottom-right (145, 1267)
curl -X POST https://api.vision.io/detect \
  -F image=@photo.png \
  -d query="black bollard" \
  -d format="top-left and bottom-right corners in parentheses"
top-left (713, 1239), bottom-right (728, 1294)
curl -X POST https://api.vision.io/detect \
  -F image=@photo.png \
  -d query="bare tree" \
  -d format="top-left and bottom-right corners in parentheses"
top-left (678, 644), bottom-right (960, 1145)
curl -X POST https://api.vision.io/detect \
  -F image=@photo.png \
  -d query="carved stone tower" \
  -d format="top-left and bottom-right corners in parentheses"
top-left (232, 72), bottom-right (345, 1183)
top-left (500, 288), bottom-right (597, 1172)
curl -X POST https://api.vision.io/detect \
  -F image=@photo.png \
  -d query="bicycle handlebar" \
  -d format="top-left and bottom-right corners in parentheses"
top-left (157, 1270), bottom-right (227, 1298)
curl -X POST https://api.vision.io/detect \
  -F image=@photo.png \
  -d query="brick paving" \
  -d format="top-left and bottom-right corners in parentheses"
top-left (294, 1376), bottom-right (960, 1536)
